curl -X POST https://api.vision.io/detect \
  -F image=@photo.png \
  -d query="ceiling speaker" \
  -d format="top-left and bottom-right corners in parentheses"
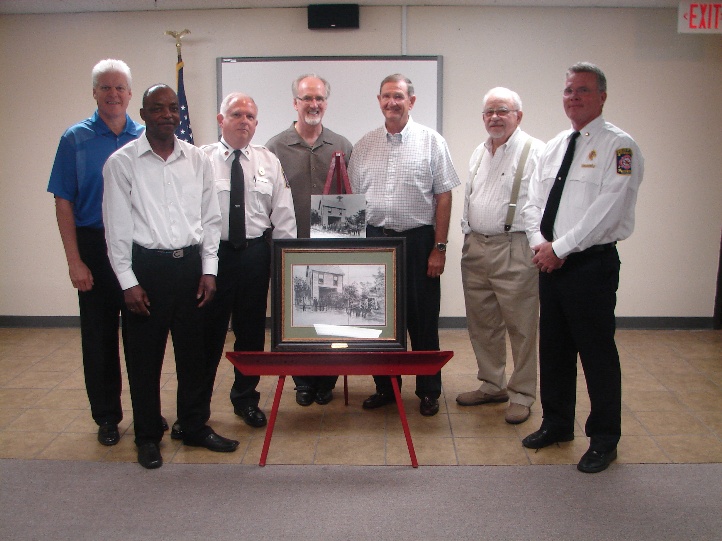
top-left (308, 4), bottom-right (359, 29)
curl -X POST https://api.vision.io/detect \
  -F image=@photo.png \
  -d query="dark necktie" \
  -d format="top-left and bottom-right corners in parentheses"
top-left (229, 149), bottom-right (246, 248)
top-left (540, 131), bottom-right (580, 242)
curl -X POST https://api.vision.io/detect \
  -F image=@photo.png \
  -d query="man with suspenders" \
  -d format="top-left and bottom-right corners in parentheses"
top-left (456, 87), bottom-right (544, 425)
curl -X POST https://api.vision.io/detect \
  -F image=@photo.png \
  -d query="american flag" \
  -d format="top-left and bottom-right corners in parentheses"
top-left (175, 61), bottom-right (194, 144)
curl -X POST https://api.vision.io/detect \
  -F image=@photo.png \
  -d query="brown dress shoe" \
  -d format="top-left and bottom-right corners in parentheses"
top-left (505, 403), bottom-right (530, 424)
top-left (456, 389), bottom-right (509, 406)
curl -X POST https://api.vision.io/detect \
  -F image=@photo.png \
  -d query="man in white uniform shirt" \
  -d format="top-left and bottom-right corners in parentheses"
top-left (103, 84), bottom-right (239, 469)
top-left (521, 62), bottom-right (644, 473)
top-left (182, 93), bottom-right (296, 434)
top-left (456, 87), bottom-right (544, 425)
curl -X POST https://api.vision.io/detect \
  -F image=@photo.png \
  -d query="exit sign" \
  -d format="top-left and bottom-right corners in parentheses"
top-left (678, 2), bottom-right (722, 33)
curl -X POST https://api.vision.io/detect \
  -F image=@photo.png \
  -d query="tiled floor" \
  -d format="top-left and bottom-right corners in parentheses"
top-left (0, 327), bottom-right (721, 466)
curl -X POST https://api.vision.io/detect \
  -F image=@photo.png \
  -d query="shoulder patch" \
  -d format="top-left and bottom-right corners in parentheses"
top-left (281, 166), bottom-right (290, 189)
top-left (616, 148), bottom-right (633, 175)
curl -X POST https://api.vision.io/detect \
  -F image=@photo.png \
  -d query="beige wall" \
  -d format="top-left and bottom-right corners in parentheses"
top-left (0, 6), bottom-right (720, 318)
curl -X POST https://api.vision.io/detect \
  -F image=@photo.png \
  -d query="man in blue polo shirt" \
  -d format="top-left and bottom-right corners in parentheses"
top-left (47, 59), bottom-right (145, 447)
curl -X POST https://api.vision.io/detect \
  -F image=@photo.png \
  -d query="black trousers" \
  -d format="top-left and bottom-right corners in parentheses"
top-left (76, 227), bottom-right (124, 426)
top-left (124, 245), bottom-right (209, 446)
top-left (367, 224), bottom-right (442, 400)
top-left (538, 246), bottom-right (621, 452)
top-left (202, 240), bottom-right (270, 414)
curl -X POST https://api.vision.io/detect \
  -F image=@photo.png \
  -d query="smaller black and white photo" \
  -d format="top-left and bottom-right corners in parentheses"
top-left (310, 194), bottom-right (366, 238)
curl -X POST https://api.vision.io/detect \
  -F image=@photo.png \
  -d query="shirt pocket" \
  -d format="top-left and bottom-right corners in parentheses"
top-left (566, 166), bottom-right (602, 210)
top-left (214, 178), bottom-right (231, 194)
top-left (407, 155), bottom-right (432, 184)
top-left (539, 162), bottom-right (561, 190)
top-left (250, 180), bottom-right (273, 213)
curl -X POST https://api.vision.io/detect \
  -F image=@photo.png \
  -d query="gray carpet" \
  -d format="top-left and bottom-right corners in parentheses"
top-left (2, 459), bottom-right (720, 540)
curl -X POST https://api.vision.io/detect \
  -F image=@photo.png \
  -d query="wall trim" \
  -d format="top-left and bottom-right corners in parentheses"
top-left (0, 315), bottom-right (715, 330)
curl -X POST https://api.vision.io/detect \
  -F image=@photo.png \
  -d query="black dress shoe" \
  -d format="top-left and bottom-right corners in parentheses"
top-left (98, 423), bottom-right (120, 446)
top-left (362, 392), bottom-right (395, 409)
top-left (161, 416), bottom-right (169, 431)
top-left (183, 431), bottom-right (240, 453)
top-left (522, 427), bottom-right (575, 449)
top-left (420, 396), bottom-right (440, 416)
top-left (235, 405), bottom-right (267, 428)
top-left (137, 442), bottom-right (163, 469)
top-left (296, 390), bottom-right (315, 407)
top-left (170, 421), bottom-right (183, 440)
top-left (577, 447), bottom-right (617, 473)
top-left (315, 389), bottom-right (334, 405)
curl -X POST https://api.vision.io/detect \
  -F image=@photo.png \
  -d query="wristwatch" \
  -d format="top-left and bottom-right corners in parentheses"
top-left (435, 242), bottom-right (447, 252)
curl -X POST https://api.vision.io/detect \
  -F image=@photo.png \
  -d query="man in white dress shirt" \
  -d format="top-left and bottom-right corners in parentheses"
top-left (456, 87), bottom-right (544, 425)
top-left (103, 84), bottom-right (239, 469)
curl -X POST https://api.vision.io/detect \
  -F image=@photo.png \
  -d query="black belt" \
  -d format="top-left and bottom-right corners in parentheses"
top-left (368, 224), bottom-right (433, 237)
top-left (583, 242), bottom-right (616, 253)
top-left (132, 243), bottom-right (199, 259)
top-left (220, 237), bottom-right (266, 250)
top-left (566, 242), bottom-right (617, 260)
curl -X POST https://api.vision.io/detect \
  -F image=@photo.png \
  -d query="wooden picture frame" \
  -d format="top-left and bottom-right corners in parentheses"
top-left (271, 238), bottom-right (406, 352)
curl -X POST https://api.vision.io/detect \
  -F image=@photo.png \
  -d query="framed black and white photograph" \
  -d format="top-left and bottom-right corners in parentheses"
top-left (310, 194), bottom-right (366, 238)
top-left (271, 238), bottom-right (406, 352)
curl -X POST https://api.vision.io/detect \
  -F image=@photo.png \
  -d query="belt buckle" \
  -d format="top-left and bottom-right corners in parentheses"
top-left (172, 249), bottom-right (184, 259)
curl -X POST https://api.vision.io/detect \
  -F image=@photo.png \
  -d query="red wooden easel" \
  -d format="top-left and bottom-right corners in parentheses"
top-left (226, 351), bottom-right (454, 468)
top-left (228, 153), bottom-right (454, 467)
top-left (322, 151), bottom-right (352, 195)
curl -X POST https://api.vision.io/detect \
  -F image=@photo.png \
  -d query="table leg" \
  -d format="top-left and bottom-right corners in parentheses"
top-left (259, 374), bottom-right (286, 466)
top-left (390, 376), bottom-right (418, 468)
top-left (343, 375), bottom-right (349, 406)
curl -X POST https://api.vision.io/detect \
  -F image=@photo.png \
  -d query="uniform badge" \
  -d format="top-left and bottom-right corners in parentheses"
top-left (581, 149), bottom-right (597, 168)
top-left (616, 148), bottom-right (633, 175)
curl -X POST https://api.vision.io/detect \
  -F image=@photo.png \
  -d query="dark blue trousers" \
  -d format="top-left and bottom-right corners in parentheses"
top-left (77, 227), bottom-right (124, 426)
top-left (538, 246), bottom-right (621, 452)
top-left (367, 224), bottom-right (442, 400)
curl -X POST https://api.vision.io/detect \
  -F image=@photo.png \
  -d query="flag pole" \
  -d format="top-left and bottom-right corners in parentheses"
top-left (165, 29), bottom-right (190, 63)
top-left (165, 29), bottom-right (194, 144)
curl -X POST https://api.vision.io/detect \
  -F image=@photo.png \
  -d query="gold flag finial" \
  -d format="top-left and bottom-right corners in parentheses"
top-left (165, 29), bottom-right (191, 62)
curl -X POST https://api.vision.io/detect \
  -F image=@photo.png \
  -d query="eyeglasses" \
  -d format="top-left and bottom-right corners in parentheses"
top-left (483, 107), bottom-right (517, 118)
top-left (296, 95), bottom-right (326, 103)
top-left (97, 85), bottom-right (128, 93)
top-left (563, 87), bottom-right (595, 97)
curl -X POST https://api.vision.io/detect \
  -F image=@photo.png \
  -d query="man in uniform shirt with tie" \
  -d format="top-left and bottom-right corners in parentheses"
top-left (521, 62), bottom-right (644, 473)
top-left (194, 92), bottom-right (296, 432)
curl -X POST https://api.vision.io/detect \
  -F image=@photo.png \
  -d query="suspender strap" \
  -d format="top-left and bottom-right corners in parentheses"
top-left (504, 136), bottom-right (533, 232)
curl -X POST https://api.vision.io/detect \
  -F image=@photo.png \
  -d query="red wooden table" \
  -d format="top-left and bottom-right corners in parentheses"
top-left (226, 351), bottom-right (453, 467)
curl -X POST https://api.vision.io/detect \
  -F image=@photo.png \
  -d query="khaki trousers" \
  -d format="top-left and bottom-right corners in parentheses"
top-left (461, 231), bottom-right (539, 406)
